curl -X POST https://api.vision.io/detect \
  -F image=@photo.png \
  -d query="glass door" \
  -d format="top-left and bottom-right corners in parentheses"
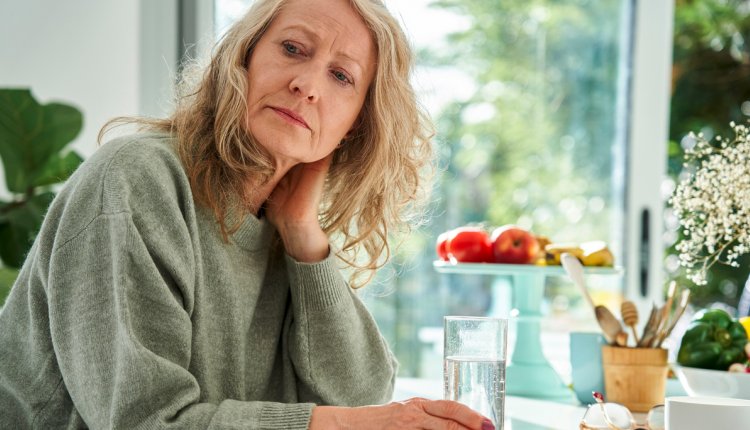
top-left (373, 0), bottom-right (634, 380)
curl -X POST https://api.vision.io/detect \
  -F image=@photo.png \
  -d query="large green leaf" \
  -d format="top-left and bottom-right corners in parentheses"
top-left (0, 192), bottom-right (55, 268)
top-left (0, 89), bottom-right (82, 193)
top-left (0, 221), bottom-right (29, 268)
top-left (33, 151), bottom-right (84, 188)
top-left (0, 267), bottom-right (19, 307)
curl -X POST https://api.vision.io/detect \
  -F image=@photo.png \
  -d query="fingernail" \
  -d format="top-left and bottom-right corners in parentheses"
top-left (482, 419), bottom-right (495, 430)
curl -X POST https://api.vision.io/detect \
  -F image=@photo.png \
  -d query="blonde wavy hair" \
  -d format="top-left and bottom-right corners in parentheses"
top-left (102, 0), bottom-right (434, 288)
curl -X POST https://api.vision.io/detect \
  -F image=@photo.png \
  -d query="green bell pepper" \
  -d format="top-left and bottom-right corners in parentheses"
top-left (677, 308), bottom-right (748, 370)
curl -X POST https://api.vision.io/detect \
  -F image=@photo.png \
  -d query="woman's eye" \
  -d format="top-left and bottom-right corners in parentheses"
top-left (332, 70), bottom-right (352, 85)
top-left (282, 41), bottom-right (301, 55)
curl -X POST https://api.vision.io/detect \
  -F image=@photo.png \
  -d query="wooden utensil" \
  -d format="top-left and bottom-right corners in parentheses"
top-left (664, 281), bottom-right (677, 313)
top-left (655, 288), bottom-right (691, 347)
top-left (561, 253), bottom-right (624, 344)
top-left (637, 304), bottom-right (659, 347)
top-left (621, 300), bottom-right (640, 345)
top-left (641, 306), bottom-right (663, 348)
top-left (614, 330), bottom-right (629, 347)
top-left (596, 305), bottom-right (626, 345)
top-left (653, 281), bottom-right (677, 344)
top-left (561, 252), bottom-right (596, 312)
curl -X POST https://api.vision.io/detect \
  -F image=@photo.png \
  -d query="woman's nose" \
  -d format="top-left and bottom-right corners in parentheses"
top-left (289, 69), bottom-right (321, 102)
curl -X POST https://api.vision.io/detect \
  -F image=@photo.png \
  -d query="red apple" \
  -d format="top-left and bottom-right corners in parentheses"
top-left (436, 231), bottom-right (451, 261)
top-left (490, 225), bottom-right (539, 264)
top-left (446, 227), bottom-right (492, 263)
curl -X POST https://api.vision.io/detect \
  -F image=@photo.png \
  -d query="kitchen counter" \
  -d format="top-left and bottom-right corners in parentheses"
top-left (394, 377), bottom-right (586, 429)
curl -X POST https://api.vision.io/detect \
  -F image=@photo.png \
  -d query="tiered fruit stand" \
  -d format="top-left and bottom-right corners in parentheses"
top-left (434, 261), bottom-right (622, 403)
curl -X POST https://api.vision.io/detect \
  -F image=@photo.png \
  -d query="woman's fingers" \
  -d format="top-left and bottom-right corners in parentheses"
top-left (287, 153), bottom-right (332, 203)
top-left (420, 399), bottom-right (493, 430)
top-left (271, 153), bottom-right (333, 220)
top-left (418, 414), bottom-right (473, 430)
top-left (312, 399), bottom-right (495, 430)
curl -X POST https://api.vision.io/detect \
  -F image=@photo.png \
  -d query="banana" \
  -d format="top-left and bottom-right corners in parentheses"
top-left (544, 243), bottom-right (583, 265)
top-left (543, 240), bottom-right (614, 266)
top-left (579, 241), bottom-right (614, 267)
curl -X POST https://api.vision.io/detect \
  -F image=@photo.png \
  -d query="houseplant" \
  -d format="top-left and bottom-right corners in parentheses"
top-left (0, 88), bottom-right (83, 305)
top-left (670, 121), bottom-right (750, 286)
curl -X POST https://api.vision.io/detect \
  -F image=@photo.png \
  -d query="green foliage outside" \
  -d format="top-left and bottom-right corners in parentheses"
top-left (364, 0), bottom-right (629, 377)
top-left (424, 0), bottom-right (623, 241)
top-left (0, 88), bottom-right (84, 306)
top-left (667, 0), bottom-right (750, 309)
top-left (366, 0), bottom-right (750, 377)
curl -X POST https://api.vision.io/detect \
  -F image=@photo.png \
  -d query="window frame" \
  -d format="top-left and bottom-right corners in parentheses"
top-left (625, 0), bottom-right (674, 311)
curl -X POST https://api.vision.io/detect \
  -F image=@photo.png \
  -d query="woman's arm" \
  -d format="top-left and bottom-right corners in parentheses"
top-left (284, 252), bottom-right (398, 406)
top-left (0, 135), bottom-right (322, 429)
top-left (309, 399), bottom-right (495, 430)
top-left (266, 154), bottom-right (398, 406)
top-left (265, 154), bottom-right (482, 427)
top-left (45, 212), bottom-right (315, 429)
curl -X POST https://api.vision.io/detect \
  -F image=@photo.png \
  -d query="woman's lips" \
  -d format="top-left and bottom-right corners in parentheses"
top-left (270, 107), bottom-right (310, 129)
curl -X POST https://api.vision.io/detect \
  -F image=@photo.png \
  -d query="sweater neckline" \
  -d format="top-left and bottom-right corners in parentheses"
top-left (228, 210), bottom-right (275, 252)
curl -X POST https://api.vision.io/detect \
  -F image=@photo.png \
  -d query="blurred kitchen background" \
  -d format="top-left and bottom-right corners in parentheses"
top-left (2, 0), bottom-right (749, 384)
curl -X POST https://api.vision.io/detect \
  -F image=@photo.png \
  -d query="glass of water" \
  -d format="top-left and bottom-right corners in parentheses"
top-left (444, 316), bottom-right (508, 429)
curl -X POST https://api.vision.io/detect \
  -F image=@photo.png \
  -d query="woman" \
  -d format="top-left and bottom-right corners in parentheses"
top-left (0, 0), bottom-right (494, 429)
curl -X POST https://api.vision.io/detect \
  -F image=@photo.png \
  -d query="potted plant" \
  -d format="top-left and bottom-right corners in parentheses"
top-left (0, 88), bottom-right (83, 305)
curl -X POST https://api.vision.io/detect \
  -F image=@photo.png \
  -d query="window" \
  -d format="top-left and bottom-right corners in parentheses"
top-left (369, 0), bottom-right (634, 381)
top-left (214, 0), bottom-right (248, 37)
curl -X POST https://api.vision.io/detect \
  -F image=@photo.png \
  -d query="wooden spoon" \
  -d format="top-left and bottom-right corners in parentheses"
top-left (561, 253), bottom-right (623, 344)
top-left (596, 305), bottom-right (626, 345)
top-left (614, 331), bottom-right (629, 347)
top-left (561, 252), bottom-right (596, 312)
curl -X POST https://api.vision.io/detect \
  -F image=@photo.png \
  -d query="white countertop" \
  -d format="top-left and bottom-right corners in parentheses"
top-left (394, 377), bottom-right (586, 429)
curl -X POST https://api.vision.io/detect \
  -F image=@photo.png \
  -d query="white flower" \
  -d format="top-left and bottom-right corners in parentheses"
top-left (671, 121), bottom-right (750, 285)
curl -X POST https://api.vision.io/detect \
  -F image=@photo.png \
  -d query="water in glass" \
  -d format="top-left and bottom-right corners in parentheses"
top-left (444, 355), bottom-right (506, 427)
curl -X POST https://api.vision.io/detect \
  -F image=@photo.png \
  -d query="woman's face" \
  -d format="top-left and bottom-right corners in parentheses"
top-left (245, 0), bottom-right (376, 167)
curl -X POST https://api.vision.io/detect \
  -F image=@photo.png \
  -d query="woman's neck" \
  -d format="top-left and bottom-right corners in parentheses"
top-left (244, 165), bottom-right (291, 217)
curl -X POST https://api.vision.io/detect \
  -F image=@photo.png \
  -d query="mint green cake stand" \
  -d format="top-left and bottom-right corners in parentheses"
top-left (434, 261), bottom-right (621, 404)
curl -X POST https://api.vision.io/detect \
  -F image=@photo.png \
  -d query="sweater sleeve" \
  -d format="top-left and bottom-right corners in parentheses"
top-left (284, 252), bottom-right (399, 407)
top-left (47, 212), bottom-right (314, 429)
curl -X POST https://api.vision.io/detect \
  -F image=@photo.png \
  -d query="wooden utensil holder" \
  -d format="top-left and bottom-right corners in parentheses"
top-left (601, 345), bottom-right (668, 412)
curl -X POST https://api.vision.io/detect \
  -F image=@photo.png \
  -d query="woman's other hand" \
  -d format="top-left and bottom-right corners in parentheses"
top-left (310, 398), bottom-right (495, 430)
top-left (266, 154), bottom-right (333, 262)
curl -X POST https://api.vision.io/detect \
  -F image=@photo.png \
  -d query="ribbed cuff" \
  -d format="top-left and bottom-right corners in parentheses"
top-left (285, 251), bottom-right (349, 311)
top-left (259, 403), bottom-right (315, 430)
top-left (211, 400), bottom-right (314, 429)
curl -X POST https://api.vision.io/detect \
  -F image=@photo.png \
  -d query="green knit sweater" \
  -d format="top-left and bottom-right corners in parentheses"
top-left (0, 133), bottom-right (397, 429)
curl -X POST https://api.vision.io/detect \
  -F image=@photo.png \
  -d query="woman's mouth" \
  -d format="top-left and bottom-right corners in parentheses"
top-left (270, 107), bottom-right (310, 129)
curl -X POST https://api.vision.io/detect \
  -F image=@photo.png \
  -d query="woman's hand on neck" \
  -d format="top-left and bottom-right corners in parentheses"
top-left (262, 154), bottom-right (333, 263)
